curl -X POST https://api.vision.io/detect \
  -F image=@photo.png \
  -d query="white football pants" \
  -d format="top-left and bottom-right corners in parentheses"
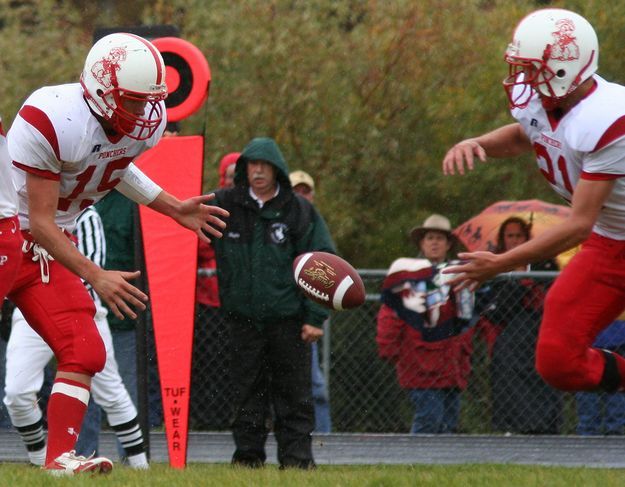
top-left (4, 308), bottom-right (137, 428)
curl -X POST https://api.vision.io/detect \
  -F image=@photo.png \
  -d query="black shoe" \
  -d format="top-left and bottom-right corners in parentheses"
top-left (231, 455), bottom-right (265, 469)
top-left (279, 458), bottom-right (316, 470)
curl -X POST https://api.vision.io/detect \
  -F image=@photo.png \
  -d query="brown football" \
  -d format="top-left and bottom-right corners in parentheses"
top-left (293, 251), bottom-right (365, 310)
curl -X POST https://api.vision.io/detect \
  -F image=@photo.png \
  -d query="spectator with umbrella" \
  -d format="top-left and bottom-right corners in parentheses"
top-left (477, 216), bottom-right (562, 434)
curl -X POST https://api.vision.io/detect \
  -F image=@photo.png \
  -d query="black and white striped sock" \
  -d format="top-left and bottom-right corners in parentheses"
top-left (111, 417), bottom-right (148, 468)
top-left (16, 419), bottom-right (46, 466)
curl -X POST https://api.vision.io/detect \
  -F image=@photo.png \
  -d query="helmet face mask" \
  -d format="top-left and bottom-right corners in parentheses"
top-left (503, 56), bottom-right (558, 109)
top-left (80, 33), bottom-right (168, 140)
top-left (502, 9), bottom-right (598, 110)
top-left (105, 88), bottom-right (165, 141)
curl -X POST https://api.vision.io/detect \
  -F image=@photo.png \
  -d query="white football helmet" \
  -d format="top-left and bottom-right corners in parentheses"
top-left (80, 33), bottom-right (168, 140)
top-left (503, 8), bottom-right (598, 109)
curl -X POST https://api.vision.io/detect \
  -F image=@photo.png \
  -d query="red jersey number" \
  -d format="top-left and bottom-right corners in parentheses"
top-left (534, 142), bottom-right (574, 194)
top-left (57, 157), bottom-right (133, 211)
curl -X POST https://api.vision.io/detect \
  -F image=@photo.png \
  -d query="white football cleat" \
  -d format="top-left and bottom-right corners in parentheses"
top-left (45, 450), bottom-right (113, 476)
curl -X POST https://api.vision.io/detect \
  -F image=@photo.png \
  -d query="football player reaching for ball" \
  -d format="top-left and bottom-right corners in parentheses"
top-left (442, 9), bottom-right (625, 395)
top-left (5, 33), bottom-right (228, 475)
top-left (4, 207), bottom-right (148, 469)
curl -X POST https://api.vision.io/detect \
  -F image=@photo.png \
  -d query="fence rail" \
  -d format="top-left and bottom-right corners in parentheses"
top-left (2, 269), bottom-right (614, 439)
top-left (189, 269), bottom-right (616, 435)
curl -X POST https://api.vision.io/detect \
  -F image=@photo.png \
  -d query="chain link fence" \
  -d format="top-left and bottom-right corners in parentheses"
top-left (191, 269), bottom-right (625, 435)
top-left (329, 270), bottom-right (568, 434)
top-left (0, 269), bottom-right (621, 438)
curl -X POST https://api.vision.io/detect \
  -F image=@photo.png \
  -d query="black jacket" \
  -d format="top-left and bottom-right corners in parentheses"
top-left (211, 137), bottom-right (336, 326)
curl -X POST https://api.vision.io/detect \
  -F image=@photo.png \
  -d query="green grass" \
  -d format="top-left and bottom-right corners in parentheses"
top-left (1, 463), bottom-right (624, 487)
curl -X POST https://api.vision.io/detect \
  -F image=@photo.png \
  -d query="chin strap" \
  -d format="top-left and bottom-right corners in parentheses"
top-left (22, 241), bottom-right (54, 284)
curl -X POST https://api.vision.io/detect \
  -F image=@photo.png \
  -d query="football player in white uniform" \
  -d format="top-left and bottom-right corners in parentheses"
top-left (442, 9), bottom-right (625, 396)
top-left (0, 118), bottom-right (22, 301)
top-left (5, 206), bottom-right (148, 469)
top-left (5, 33), bottom-right (228, 475)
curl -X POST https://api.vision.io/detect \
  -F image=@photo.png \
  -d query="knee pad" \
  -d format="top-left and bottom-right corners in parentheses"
top-left (3, 388), bottom-right (36, 411)
top-left (74, 331), bottom-right (107, 375)
top-left (537, 339), bottom-right (611, 391)
top-left (3, 391), bottom-right (42, 427)
top-left (535, 339), bottom-right (574, 389)
top-left (56, 319), bottom-right (107, 375)
top-left (86, 337), bottom-right (106, 374)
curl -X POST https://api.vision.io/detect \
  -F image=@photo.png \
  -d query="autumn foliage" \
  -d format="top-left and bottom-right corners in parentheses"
top-left (0, 0), bottom-right (618, 266)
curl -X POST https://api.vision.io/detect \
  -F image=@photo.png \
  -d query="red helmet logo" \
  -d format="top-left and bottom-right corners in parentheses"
top-left (91, 47), bottom-right (127, 89)
top-left (549, 19), bottom-right (580, 61)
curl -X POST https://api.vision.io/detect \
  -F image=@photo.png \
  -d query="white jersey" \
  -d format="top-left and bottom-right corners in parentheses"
top-left (0, 118), bottom-right (18, 219)
top-left (8, 83), bottom-right (164, 232)
top-left (512, 75), bottom-right (625, 240)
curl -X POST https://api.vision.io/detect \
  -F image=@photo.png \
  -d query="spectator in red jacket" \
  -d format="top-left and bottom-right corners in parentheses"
top-left (376, 214), bottom-right (474, 433)
top-left (191, 152), bottom-right (239, 429)
top-left (195, 153), bottom-right (239, 309)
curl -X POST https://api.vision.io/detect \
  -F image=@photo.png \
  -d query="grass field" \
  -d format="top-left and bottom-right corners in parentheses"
top-left (1, 463), bottom-right (624, 487)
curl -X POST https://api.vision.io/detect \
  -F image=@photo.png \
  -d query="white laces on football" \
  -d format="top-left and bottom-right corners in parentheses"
top-left (23, 241), bottom-right (55, 284)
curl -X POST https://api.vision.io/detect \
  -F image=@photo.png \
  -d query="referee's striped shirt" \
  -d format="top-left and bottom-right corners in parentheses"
top-left (74, 206), bottom-right (106, 308)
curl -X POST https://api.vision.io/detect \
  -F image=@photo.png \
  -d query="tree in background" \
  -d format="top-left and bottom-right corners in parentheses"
top-left (0, 0), bottom-right (620, 266)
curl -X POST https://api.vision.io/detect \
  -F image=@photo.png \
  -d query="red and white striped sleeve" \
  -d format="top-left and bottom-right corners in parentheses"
top-left (7, 101), bottom-right (62, 181)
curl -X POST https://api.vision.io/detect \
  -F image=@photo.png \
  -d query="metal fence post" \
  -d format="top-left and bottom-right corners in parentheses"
top-left (322, 317), bottom-right (331, 401)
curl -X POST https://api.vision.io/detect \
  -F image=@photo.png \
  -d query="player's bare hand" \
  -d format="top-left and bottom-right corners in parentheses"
top-left (175, 194), bottom-right (229, 243)
top-left (442, 251), bottom-right (503, 290)
top-left (442, 139), bottom-right (487, 176)
top-left (301, 324), bottom-right (324, 343)
top-left (90, 269), bottom-right (148, 320)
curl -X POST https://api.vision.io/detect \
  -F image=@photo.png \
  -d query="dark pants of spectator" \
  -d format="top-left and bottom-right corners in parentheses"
top-left (147, 324), bottom-right (163, 429)
top-left (407, 388), bottom-right (460, 433)
top-left (311, 341), bottom-right (331, 433)
top-left (576, 344), bottom-right (625, 435)
top-left (490, 316), bottom-right (562, 434)
top-left (576, 390), bottom-right (625, 435)
top-left (227, 313), bottom-right (314, 468)
top-left (190, 305), bottom-right (234, 430)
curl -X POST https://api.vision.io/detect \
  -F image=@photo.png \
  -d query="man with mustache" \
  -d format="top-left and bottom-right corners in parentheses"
top-left (210, 137), bottom-right (335, 469)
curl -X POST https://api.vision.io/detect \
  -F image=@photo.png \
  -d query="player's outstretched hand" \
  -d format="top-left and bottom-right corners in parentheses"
top-left (301, 324), bottom-right (324, 343)
top-left (442, 251), bottom-right (502, 291)
top-left (90, 269), bottom-right (148, 320)
top-left (175, 194), bottom-right (230, 243)
top-left (442, 138), bottom-right (487, 176)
